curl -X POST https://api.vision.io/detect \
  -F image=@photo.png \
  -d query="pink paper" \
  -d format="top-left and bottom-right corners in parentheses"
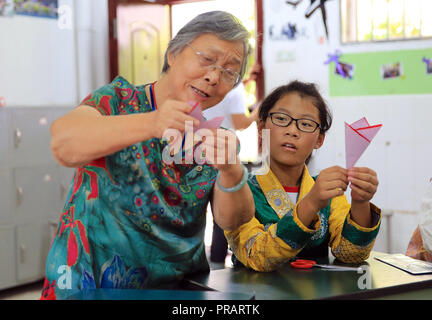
top-left (345, 117), bottom-right (382, 169)
top-left (188, 102), bottom-right (225, 131)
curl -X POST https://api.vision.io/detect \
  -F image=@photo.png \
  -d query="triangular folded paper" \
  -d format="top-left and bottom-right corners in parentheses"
top-left (345, 117), bottom-right (382, 169)
top-left (189, 102), bottom-right (224, 131)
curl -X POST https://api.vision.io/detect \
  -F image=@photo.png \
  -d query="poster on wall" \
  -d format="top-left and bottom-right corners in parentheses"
top-left (286, 0), bottom-right (333, 39)
top-left (0, 0), bottom-right (14, 17)
top-left (324, 51), bottom-right (354, 80)
top-left (14, 0), bottom-right (58, 19)
top-left (381, 62), bottom-right (403, 80)
top-left (268, 22), bottom-right (308, 41)
top-left (328, 48), bottom-right (432, 96)
top-left (423, 58), bottom-right (432, 75)
top-left (268, 0), bottom-right (333, 43)
top-left (336, 62), bottom-right (354, 79)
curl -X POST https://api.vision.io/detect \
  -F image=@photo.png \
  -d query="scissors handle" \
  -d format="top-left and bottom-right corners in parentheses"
top-left (290, 259), bottom-right (317, 269)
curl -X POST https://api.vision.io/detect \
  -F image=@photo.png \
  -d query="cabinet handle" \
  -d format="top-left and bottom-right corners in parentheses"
top-left (20, 244), bottom-right (26, 263)
top-left (14, 128), bottom-right (22, 148)
top-left (60, 184), bottom-right (66, 200)
top-left (16, 186), bottom-right (23, 207)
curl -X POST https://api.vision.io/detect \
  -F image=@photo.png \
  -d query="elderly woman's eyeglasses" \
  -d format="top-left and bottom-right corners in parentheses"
top-left (269, 112), bottom-right (321, 133)
top-left (186, 44), bottom-right (241, 86)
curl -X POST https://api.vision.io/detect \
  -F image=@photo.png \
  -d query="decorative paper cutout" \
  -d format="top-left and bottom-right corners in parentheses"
top-left (324, 51), bottom-right (354, 79)
top-left (423, 57), bottom-right (432, 74)
top-left (345, 117), bottom-right (382, 169)
top-left (286, 0), bottom-right (333, 39)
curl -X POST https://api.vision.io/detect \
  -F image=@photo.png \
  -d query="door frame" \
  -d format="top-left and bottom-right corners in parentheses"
top-left (108, 0), bottom-right (264, 100)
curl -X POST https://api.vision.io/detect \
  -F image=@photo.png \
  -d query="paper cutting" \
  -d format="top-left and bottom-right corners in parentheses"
top-left (189, 102), bottom-right (225, 131)
top-left (345, 117), bottom-right (382, 169)
top-left (423, 57), bottom-right (432, 74)
top-left (286, 0), bottom-right (333, 39)
top-left (324, 51), bottom-right (354, 79)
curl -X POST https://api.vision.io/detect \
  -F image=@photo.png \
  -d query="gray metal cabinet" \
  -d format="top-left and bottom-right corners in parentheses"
top-left (0, 226), bottom-right (16, 289)
top-left (58, 165), bottom-right (75, 212)
top-left (11, 108), bottom-right (57, 167)
top-left (16, 224), bottom-right (51, 283)
top-left (0, 169), bottom-right (14, 225)
top-left (14, 166), bottom-right (62, 224)
top-left (0, 106), bottom-right (74, 291)
top-left (0, 109), bottom-right (11, 166)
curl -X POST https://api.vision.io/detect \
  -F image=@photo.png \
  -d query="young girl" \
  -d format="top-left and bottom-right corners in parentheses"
top-left (225, 81), bottom-right (381, 272)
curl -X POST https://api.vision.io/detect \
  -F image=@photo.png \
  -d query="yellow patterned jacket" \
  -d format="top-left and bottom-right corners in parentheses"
top-left (225, 165), bottom-right (381, 272)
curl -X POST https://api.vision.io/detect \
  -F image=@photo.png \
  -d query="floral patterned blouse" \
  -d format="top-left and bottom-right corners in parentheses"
top-left (41, 76), bottom-right (218, 300)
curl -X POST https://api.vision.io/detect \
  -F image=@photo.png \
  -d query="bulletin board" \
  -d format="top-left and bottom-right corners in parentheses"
top-left (329, 48), bottom-right (432, 97)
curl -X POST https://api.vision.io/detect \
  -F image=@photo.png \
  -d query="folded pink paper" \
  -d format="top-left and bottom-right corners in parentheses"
top-left (188, 101), bottom-right (225, 131)
top-left (345, 117), bottom-right (382, 169)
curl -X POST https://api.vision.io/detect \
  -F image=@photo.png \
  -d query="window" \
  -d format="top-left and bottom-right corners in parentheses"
top-left (341, 0), bottom-right (432, 43)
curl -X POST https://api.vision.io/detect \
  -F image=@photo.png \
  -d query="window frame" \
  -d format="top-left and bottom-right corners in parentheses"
top-left (339, 0), bottom-right (432, 45)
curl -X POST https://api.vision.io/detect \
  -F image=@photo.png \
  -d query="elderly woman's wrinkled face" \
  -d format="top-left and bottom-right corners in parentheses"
top-left (167, 34), bottom-right (244, 110)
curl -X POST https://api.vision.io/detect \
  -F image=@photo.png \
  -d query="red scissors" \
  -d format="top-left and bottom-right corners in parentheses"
top-left (290, 259), bottom-right (318, 269)
top-left (290, 259), bottom-right (359, 271)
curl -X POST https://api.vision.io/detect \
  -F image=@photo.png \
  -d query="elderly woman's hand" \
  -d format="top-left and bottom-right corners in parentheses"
top-left (195, 128), bottom-right (240, 171)
top-left (152, 99), bottom-right (200, 139)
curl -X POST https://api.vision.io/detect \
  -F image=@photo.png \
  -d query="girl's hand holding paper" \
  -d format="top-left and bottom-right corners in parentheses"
top-left (345, 117), bottom-right (382, 227)
top-left (348, 167), bottom-right (379, 203)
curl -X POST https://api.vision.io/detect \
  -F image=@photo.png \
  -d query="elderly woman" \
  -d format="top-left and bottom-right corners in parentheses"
top-left (40, 11), bottom-right (254, 300)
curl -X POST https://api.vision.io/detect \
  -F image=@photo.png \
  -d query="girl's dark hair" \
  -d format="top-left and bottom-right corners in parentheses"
top-left (258, 80), bottom-right (332, 134)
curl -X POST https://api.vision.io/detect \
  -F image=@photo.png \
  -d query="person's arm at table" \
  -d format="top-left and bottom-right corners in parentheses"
top-left (51, 101), bottom-right (199, 168)
top-left (224, 206), bottom-right (320, 272)
top-left (211, 162), bottom-right (255, 231)
top-left (222, 178), bottom-right (321, 272)
top-left (199, 128), bottom-right (254, 231)
top-left (328, 194), bottom-right (381, 263)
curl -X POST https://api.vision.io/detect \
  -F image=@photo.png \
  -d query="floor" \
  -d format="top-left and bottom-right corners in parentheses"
top-left (0, 247), bottom-right (232, 300)
top-left (0, 279), bottom-right (44, 300)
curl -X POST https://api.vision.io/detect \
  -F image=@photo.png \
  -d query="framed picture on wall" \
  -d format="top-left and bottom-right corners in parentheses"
top-left (15, 0), bottom-right (58, 19)
top-left (381, 62), bottom-right (403, 80)
top-left (335, 62), bottom-right (354, 80)
top-left (426, 60), bottom-right (432, 75)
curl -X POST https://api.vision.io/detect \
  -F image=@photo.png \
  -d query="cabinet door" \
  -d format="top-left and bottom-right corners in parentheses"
top-left (0, 109), bottom-right (11, 167)
top-left (14, 166), bottom-right (62, 224)
top-left (0, 169), bottom-right (14, 225)
top-left (58, 165), bottom-right (75, 210)
top-left (0, 226), bottom-right (16, 290)
top-left (51, 107), bottom-right (73, 121)
top-left (11, 108), bottom-right (56, 167)
top-left (16, 223), bottom-right (50, 283)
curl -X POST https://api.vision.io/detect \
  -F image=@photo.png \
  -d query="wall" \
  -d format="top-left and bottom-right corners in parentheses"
top-left (0, 0), bottom-right (109, 107)
top-left (263, 0), bottom-right (432, 254)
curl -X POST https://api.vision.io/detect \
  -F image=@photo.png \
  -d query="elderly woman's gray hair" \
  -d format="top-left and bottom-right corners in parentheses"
top-left (162, 11), bottom-right (251, 86)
